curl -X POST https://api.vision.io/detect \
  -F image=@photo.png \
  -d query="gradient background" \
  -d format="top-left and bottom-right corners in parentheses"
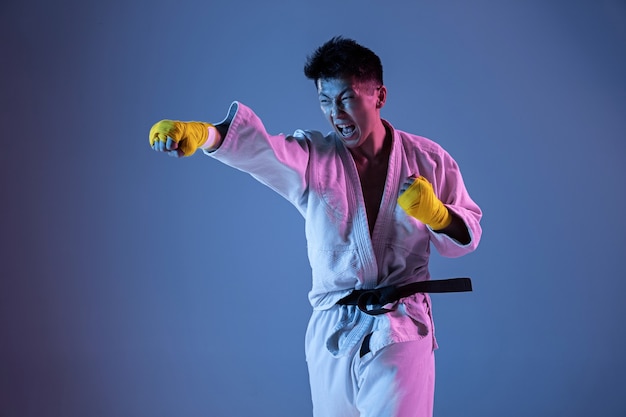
top-left (2, 1), bottom-right (625, 416)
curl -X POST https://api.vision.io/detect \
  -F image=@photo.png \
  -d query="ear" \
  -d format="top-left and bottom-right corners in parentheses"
top-left (376, 85), bottom-right (387, 109)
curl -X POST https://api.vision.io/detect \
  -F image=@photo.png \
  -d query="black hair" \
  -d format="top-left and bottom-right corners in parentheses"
top-left (303, 36), bottom-right (383, 85)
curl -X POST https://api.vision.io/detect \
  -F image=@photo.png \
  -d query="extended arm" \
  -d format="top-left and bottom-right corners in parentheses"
top-left (148, 102), bottom-right (312, 208)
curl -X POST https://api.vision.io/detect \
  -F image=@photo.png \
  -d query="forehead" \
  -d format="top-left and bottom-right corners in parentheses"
top-left (316, 77), bottom-right (373, 96)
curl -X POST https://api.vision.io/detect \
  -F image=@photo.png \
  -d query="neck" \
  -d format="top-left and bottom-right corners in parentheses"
top-left (350, 120), bottom-right (389, 163)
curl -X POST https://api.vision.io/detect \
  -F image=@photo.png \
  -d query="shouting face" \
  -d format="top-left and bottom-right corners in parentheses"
top-left (317, 76), bottom-right (386, 150)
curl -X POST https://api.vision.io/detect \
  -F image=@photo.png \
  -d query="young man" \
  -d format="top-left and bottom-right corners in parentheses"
top-left (149, 37), bottom-right (482, 417)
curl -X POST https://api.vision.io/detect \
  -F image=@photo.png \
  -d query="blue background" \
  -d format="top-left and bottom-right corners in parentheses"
top-left (2, 1), bottom-right (625, 416)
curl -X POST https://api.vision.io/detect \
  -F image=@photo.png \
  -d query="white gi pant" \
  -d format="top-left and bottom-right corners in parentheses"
top-left (305, 306), bottom-right (435, 417)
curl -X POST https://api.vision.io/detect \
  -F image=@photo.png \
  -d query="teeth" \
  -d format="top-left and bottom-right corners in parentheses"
top-left (338, 124), bottom-right (355, 137)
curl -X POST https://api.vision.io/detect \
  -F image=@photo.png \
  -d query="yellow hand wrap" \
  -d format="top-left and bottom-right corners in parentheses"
top-left (397, 176), bottom-right (452, 230)
top-left (149, 120), bottom-right (214, 156)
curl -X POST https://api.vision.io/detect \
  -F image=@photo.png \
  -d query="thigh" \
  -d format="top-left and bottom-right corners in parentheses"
top-left (305, 309), bottom-right (360, 417)
top-left (356, 338), bottom-right (435, 417)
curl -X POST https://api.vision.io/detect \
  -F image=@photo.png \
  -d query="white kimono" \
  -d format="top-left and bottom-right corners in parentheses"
top-left (205, 102), bottom-right (482, 417)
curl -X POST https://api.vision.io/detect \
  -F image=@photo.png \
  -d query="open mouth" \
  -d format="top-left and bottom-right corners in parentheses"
top-left (337, 124), bottom-right (356, 138)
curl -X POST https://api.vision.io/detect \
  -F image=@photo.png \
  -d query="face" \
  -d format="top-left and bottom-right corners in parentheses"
top-left (316, 76), bottom-right (385, 149)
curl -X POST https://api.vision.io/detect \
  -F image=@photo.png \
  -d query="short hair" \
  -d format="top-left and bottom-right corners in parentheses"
top-left (304, 36), bottom-right (383, 85)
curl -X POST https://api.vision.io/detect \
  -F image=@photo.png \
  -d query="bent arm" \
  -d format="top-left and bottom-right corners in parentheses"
top-left (435, 211), bottom-right (471, 245)
top-left (429, 152), bottom-right (482, 257)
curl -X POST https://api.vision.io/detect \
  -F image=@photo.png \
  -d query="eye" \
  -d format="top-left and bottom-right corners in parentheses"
top-left (342, 96), bottom-right (354, 101)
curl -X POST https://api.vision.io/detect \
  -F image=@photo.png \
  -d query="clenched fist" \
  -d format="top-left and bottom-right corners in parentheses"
top-left (149, 120), bottom-right (214, 157)
top-left (397, 176), bottom-right (451, 230)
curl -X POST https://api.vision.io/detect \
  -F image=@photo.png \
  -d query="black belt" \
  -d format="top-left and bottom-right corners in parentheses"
top-left (336, 278), bottom-right (472, 316)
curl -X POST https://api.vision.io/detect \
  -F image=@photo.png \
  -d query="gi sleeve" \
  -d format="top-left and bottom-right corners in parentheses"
top-left (203, 102), bottom-right (311, 211)
top-left (429, 148), bottom-right (482, 258)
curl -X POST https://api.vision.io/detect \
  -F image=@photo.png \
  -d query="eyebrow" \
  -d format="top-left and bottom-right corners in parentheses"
top-left (318, 87), bottom-right (353, 98)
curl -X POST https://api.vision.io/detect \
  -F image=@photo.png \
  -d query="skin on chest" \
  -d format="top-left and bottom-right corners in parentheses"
top-left (347, 122), bottom-right (393, 235)
top-left (355, 158), bottom-right (390, 234)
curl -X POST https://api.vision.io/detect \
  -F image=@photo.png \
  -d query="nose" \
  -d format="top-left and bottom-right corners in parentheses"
top-left (329, 100), bottom-right (343, 117)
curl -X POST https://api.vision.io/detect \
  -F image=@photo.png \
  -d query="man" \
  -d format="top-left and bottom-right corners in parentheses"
top-left (149, 36), bottom-right (482, 417)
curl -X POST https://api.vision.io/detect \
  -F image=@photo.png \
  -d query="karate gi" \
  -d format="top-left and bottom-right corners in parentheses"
top-left (205, 102), bottom-right (482, 417)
